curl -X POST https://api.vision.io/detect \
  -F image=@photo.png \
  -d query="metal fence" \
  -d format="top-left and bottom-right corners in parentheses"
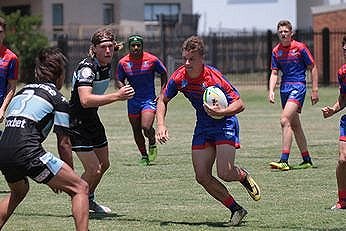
top-left (59, 29), bottom-right (346, 87)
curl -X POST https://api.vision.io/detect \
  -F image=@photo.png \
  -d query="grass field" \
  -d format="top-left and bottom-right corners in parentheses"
top-left (0, 86), bottom-right (345, 231)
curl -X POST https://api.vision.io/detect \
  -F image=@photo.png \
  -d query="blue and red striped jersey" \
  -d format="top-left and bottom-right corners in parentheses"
top-left (271, 40), bottom-right (314, 83)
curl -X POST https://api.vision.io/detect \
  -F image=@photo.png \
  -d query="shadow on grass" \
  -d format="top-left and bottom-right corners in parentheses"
top-left (159, 220), bottom-right (246, 228)
top-left (89, 212), bottom-right (124, 220)
top-left (258, 225), bottom-right (345, 231)
top-left (14, 212), bottom-right (124, 220)
top-left (0, 190), bottom-right (10, 194)
top-left (14, 212), bottom-right (73, 218)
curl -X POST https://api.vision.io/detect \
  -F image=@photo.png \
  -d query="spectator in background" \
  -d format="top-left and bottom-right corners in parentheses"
top-left (268, 20), bottom-right (319, 171)
top-left (115, 34), bottom-right (167, 166)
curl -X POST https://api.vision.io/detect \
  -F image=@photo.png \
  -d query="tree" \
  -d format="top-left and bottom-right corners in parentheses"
top-left (1, 11), bottom-right (48, 83)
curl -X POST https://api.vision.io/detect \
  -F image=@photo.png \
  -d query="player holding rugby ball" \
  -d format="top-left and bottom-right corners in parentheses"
top-left (156, 35), bottom-right (261, 226)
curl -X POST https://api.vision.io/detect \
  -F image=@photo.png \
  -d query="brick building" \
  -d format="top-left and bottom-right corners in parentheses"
top-left (312, 3), bottom-right (346, 84)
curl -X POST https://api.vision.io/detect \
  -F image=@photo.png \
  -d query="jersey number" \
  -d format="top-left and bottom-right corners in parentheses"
top-left (11, 89), bottom-right (34, 115)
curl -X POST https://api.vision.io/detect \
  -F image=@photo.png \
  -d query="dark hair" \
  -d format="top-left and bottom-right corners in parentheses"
top-left (182, 35), bottom-right (205, 55)
top-left (277, 20), bottom-right (293, 31)
top-left (343, 36), bottom-right (346, 47)
top-left (35, 47), bottom-right (67, 84)
top-left (0, 17), bottom-right (6, 31)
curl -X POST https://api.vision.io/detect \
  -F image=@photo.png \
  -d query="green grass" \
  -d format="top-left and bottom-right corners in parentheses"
top-left (1, 86), bottom-right (345, 230)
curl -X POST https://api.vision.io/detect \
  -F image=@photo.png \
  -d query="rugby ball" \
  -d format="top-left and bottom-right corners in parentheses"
top-left (203, 86), bottom-right (228, 119)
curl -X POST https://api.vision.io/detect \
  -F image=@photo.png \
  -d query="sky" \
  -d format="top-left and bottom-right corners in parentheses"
top-left (192, 0), bottom-right (343, 34)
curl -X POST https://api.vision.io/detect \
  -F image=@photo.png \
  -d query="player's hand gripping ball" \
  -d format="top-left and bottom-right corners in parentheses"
top-left (203, 86), bottom-right (228, 119)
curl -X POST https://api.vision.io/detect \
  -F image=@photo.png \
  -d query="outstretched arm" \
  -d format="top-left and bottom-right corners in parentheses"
top-left (78, 85), bottom-right (134, 108)
top-left (322, 94), bottom-right (346, 118)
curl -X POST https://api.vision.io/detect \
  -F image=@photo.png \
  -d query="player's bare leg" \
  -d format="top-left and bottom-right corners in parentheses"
top-left (332, 141), bottom-right (346, 209)
top-left (129, 116), bottom-right (149, 165)
top-left (0, 179), bottom-right (29, 229)
top-left (77, 147), bottom-right (111, 213)
top-left (47, 163), bottom-right (89, 231)
top-left (141, 110), bottom-right (157, 161)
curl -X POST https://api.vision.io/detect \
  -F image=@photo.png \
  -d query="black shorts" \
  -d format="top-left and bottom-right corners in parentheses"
top-left (0, 152), bottom-right (64, 184)
top-left (70, 114), bottom-right (108, 152)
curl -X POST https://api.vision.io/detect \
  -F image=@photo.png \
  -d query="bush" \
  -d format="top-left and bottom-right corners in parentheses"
top-left (1, 11), bottom-right (48, 83)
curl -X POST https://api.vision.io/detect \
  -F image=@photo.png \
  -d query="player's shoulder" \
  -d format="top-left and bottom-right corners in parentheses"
top-left (205, 65), bottom-right (223, 76)
top-left (119, 53), bottom-right (130, 62)
top-left (77, 57), bottom-right (94, 69)
top-left (292, 40), bottom-right (308, 50)
top-left (272, 43), bottom-right (282, 53)
top-left (338, 64), bottom-right (346, 76)
top-left (171, 65), bottom-right (185, 79)
top-left (143, 51), bottom-right (160, 61)
top-left (2, 46), bottom-right (18, 59)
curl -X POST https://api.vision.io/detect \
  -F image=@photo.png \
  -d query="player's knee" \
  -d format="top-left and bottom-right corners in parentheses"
top-left (77, 179), bottom-right (89, 195)
top-left (195, 172), bottom-right (211, 186)
top-left (11, 185), bottom-right (29, 201)
top-left (100, 161), bottom-right (110, 173)
top-left (280, 116), bottom-right (290, 127)
top-left (338, 158), bottom-right (346, 167)
top-left (142, 126), bottom-right (154, 135)
top-left (85, 164), bottom-right (102, 177)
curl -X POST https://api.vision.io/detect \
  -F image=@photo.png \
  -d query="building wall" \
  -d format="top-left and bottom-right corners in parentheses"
top-left (0, 0), bottom-right (192, 39)
top-left (296, 0), bottom-right (324, 30)
top-left (312, 4), bottom-right (346, 83)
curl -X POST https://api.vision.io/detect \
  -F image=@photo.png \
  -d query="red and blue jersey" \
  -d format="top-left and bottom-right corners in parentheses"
top-left (116, 51), bottom-right (167, 100)
top-left (0, 45), bottom-right (18, 105)
top-left (338, 64), bottom-right (346, 141)
top-left (163, 64), bottom-right (240, 129)
top-left (338, 64), bottom-right (346, 95)
top-left (271, 40), bottom-right (314, 83)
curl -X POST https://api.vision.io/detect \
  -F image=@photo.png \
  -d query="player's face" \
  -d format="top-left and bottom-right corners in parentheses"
top-left (94, 41), bottom-right (115, 65)
top-left (129, 42), bottom-right (143, 58)
top-left (278, 26), bottom-right (292, 45)
top-left (182, 50), bottom-right (203, 77)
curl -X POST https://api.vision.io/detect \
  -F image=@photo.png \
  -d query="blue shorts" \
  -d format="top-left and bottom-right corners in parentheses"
top-left (0, 152), bottom-right (63, 184)
top-left (340, 115), bottom-right (346, 142)
top-left (192, 118), bottom-right (240, 150)
top-left (280, 83), bottom-right (306, 113)
top-left (128, 98), bottom-right (156, 118)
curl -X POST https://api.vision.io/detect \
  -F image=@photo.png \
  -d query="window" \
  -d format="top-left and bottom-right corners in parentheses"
top-left (52, 4), bottom-right (63, 26)
top-left (103, 3), bottom-right (114, 25)
top-left (144, 3), bottom-right (180, 21)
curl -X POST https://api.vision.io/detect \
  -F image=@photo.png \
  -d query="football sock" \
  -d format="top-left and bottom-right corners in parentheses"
top-left (338, 190), bottom-right (346, 207)
top-left (301, 151), bottom-right (311, 163)
top-left (138, 146), bottom-right (147, 157)
top-left (280, 150), bottom-right (290, 162)
top-left (239, 168), bottom-right (247, 182)
top-left (223, 196), bottom-right (241, 212)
